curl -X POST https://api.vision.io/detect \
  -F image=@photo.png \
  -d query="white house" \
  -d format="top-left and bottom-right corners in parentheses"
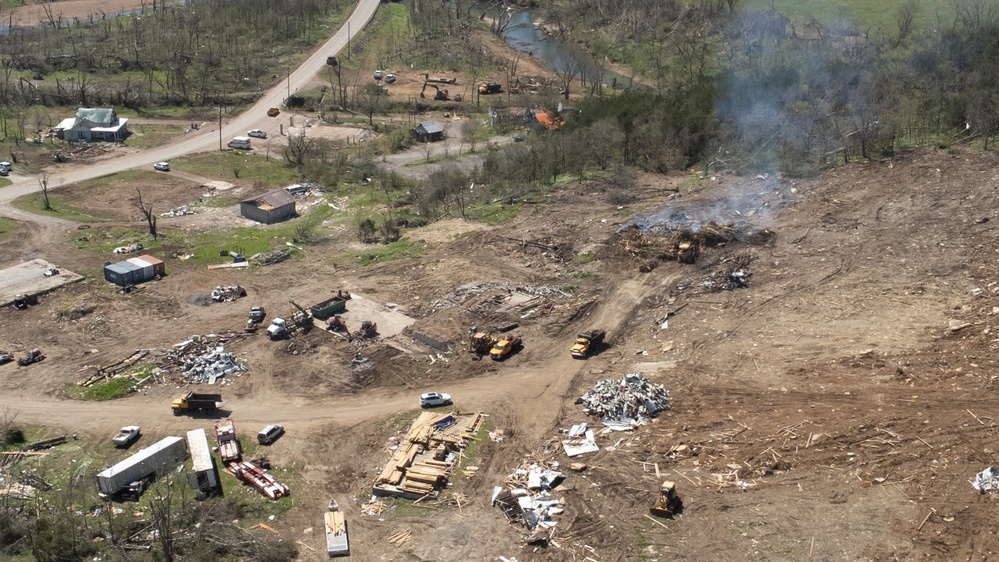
top-left (55, 108), bottom-right (129, 142)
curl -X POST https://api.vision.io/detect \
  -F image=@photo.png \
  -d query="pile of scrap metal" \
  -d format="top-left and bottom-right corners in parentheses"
top-left (211, 285), bottom-right (247, 302)
top-left (577, 373), bottom-right (671, 430)
top-left (159, 206), bottom-right (194, 217)
top-left (491, 459), bottom-right (566, 536)
top-left (164, 334), bottom-right (247, 384)
top-left (974, 467), bottom-right (999, 493)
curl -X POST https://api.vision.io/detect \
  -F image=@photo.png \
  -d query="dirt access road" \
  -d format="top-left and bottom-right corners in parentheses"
top-left (0, 0), bottom-right (381, 209)
top-left (4, 147), bottom-right (999, 560)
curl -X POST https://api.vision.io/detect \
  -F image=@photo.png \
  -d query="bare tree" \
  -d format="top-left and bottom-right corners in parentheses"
top-left (37, 173), bottom-right (51, 211)
top-left (133, 187), bottom-right (157, 238)
top-left (553, 47), bottom-right (585, 100)
top-left (461, 119), bottom-right (483, 153)
top-left (285, 129), bottom-right (313, 166)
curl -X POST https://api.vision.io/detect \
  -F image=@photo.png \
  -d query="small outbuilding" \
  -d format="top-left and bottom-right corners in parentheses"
top-left (239, 189), bottom-right (297, 225)
top-left (411, 120), bottom-right (445, 143)
top-left (103, 255), bottom-right (165, 287)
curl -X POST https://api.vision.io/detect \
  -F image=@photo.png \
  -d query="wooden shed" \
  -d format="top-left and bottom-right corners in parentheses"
top-left (239, 189), bottom-right (297, 225)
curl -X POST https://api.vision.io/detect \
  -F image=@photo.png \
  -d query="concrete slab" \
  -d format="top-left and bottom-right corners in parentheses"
top-left (337, 293), bottom-right (416, 338)
top-left (0, 259), bottom-right (85, 307)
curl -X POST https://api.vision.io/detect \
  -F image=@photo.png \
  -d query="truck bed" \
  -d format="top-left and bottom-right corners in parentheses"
top-left (325, 509), bottom-right (349, 556)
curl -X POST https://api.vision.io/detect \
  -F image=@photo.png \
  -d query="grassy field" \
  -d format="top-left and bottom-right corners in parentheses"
top-left (125, 122), bottom-right (190, 149)
top-left (0, 215), bottom-right (17, 238)
top-left (741, 0), bottom-right (954, 31)
top-left (173, 150), bottom-right (301, 186)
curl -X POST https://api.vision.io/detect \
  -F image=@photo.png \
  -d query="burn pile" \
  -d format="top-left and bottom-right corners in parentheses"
top-left (577, 373), bottom-right (671, 430)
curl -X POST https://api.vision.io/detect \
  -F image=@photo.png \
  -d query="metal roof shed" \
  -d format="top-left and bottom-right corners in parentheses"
top-left (239, 189), bottom-right (297, 225)
top-left (411, 121), bottom-right (445, 142)
top-left (103, 261), bottom-right (142, 287)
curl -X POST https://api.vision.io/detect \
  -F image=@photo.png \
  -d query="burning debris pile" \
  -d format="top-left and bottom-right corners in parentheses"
top-left (578, 373), bottom-right (671, 430)
top-left (163, 334), bottom-right (247, 384)
top-left (492, 459), bottom-right (566, 534)
top-left (211, 285), bottom-right (246, 302)
top-left (620, 221), bottom-right (739, 271)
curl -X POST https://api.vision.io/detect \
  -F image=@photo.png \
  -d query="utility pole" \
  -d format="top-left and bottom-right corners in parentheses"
top-left (218, 106), bottom-right (223, 151)
top-left (287, 67), bottom-right (291, 102)
top-left (347, 21), bottom-right (351, 60)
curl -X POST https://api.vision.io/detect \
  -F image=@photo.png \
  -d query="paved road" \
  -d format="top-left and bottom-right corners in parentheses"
top-left (0, 0), bottom-right (381, 212)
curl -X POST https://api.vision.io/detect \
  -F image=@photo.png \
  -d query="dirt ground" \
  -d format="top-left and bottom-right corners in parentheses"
top-left (6, 3), bottom-right (999, 560)
top-left (3, 143), bottom-right (999, 560)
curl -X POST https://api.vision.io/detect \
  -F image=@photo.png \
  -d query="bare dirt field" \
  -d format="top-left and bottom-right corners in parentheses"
top-left (3, 143), bottom-right (999, 560)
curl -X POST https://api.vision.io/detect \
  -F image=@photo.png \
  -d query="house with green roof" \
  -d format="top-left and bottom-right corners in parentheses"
top-left (55, 108), bottom-right (129, 142)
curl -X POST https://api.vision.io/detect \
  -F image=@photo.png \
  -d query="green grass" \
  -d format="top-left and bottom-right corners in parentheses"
top-left (455, 419), bottom-right (493, 480)
top-left (742, 0), bottom-right (952, 31)
top-left (352, 237), bottom-right (429, 265)
top-left (0, 177), bottom-right (11, 188)
top-left (0, 216), bottom-right (17, 238)
top-left (125, 123), bottom-right (189, 148)
top-left (172, 150), bottom-right (300, 185)
top-left (64, 377), bottom-right (137, 401)
top-left (471, 202), bottom-right (520, 225)
top-left (13, 192), bottom-right (118, 222)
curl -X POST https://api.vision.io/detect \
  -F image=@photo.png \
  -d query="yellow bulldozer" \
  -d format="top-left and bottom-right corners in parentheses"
top-left (469, 332), bottom-right (498, 356)
top-left (649, 481), bottom-right (683, 518)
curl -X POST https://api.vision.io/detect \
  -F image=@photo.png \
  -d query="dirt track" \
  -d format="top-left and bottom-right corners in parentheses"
top-left (4, 144), bottom-right (999, 559)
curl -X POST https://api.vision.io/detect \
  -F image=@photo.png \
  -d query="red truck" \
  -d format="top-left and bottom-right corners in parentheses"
top-left (215, 418), bottom-right (242, 464)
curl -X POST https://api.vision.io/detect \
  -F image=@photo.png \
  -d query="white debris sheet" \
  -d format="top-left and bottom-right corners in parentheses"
top-left (578, 372), bottom-right (671, 430)
top-left (561, 423), bottom-right (599, 457)
top-left (164, 334), bottom-right (248, 384)
top-left (492, 461), bottom-right (566, 530)
top-left (974, 467), bottom-right (999, 492)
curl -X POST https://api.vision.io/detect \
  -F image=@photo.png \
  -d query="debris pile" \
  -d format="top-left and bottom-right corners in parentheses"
top-left (164, 334), bottom-right (247, 384)
top-left (561, 422), bottom-right (599, 457)
top-left (431, 282), bottom-right (574, 312)
top-left (492, 459), bottom-right (565, 532)
top-left (76, 349), bottom-right (151, 387)
top-left (974, 467), bottom-right (999, 493)
top-left (159, 206), bottom-right (194, 217)
top-left (702, 267), bottom-right (753, 291)
top-left (252, 250), bottom-right (292, 266)
top-left (112, 242), bottom-right (144, 254)
top-left (211, 285), bottom-right (247, 302)
top-left (578, 373), bottom-right (671, 430)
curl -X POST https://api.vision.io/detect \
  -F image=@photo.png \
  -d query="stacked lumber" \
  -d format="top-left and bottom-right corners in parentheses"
top-left (377, 443), bottom-right (418, 485)
top-left (325, 510), bottom-right (345, 535)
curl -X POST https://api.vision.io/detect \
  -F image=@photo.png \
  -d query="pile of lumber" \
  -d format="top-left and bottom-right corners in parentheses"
top-left (77, 350), bottom-right (150, 387)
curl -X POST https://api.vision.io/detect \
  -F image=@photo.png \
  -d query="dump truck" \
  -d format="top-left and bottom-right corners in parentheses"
top-left (478, 82), bottom-right (502, 94)
top-left (325, 498), bottom-right (350, 557)
top-left (215, 418), bottom-right (242, 464)
top-left (171, 392), bottom-right (223, 416)
top-left (17, 348), bottom-right (43, 366)
top-left (96, 436), bottom-right (187, 499)
top-left (489, 336), bottom-right (522, 361)
top-left (571, 330), bottom-right (605, 359)
top-left (266, 317), bottom-right (288, 340)
top-left (246, 306), bottom-right (266, 332)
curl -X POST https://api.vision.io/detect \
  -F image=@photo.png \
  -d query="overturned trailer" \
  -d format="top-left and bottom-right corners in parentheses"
top-left (186, 429), bottom-right (220, 497)
top-left (96, 436), bottom-right (187, 499)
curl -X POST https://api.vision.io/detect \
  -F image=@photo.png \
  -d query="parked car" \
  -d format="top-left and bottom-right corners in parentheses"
top-left (512, 135), bottom-right (523, 143)
top-left (153, 162), bottom-right (170, 172)
top-left (248, 129), bottom-right (267, 139)
top-left (257, 424), bottom-right (284, 445)
top-left (385, 74), bottom-right (396, 84)
top-left (0, 162), bottom-right (11, 176)
top-left (373, 70), bottom-right (383, 80)
top-left (419, 392), bottom-right (452, 408)
top-left (112, 426), bottom-right (141, 448)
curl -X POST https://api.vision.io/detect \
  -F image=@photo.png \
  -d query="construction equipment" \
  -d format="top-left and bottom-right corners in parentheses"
top-left (325, 498), bottom-right (350, 557)
top-left (215, 418), bottom-right (242, 464)
top-left (246, 306), bottom-right (266, 332)
top-left (326, 314), bottom-right (348, 333)
top-left (489, 336), bottom-right (522, 361)
top-left (478, 82), bottom-right (502, 94)
top-left (17, 349), bottom-right (43, 366)
top-left (469, 332), bottom-right (498, 356)
top-left (290, 300), bottom-right (314, 334)
top-left (356, 320), bottom-right (378, 339)
top-left (420, 81), bottom-right (449, 101)
top-left (266, 317), bottom-right (288, 340)
top-left (571, 330), bottom-right (606, 359)
top-left (649, 481), bottom-right (683, 518)
top-left (676, 240), bottom-right (698, 264)
top-left (12, 294), bottom-right (28, 310)
top-left (171, 391), bottom-right (223, 416)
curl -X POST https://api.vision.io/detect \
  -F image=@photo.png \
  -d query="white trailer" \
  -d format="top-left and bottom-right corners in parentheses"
top-left (96, 436), bottom-right (187, 499)
top-left (186, 429), bottom-right (220, 494)
top-left (325, 498), bottom-right (350, 557)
